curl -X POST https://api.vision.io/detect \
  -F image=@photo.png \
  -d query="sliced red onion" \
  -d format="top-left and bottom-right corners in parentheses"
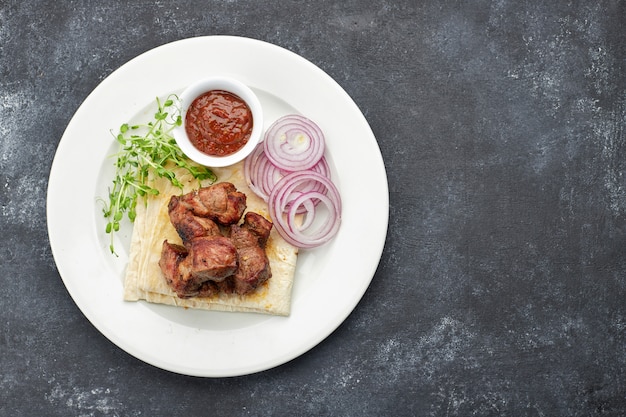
top-left (245, 141), bottom-right (331, 207)
top-left (244, 114), bottom-right (341, 248)
top-left (244, 143), bottom-right (268, 200)
top-left (244, 144), bottom-right (280, 201)
top-left (263, 114), bottom-right (325, 171)
top-left (268, 171), bottom-right (342, 249)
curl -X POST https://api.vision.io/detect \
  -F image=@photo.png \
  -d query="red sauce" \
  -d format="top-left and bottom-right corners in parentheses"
top-left (185, 90), bottom-right (253, 157)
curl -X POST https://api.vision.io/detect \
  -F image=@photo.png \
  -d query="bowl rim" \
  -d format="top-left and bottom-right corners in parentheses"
top-left (173, 76), bottom-right (264, 168)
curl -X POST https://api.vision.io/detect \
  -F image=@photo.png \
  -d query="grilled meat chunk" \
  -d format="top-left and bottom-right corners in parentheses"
top-left (168, 206), bottom-right (221, 245)
top-left (188, 235), bottom-right (238, 282)
top-left (229, 221), bottom-right (272, 295)
top-left (159, 236), bottom-right (239, 298)
top-left (168, 182), bottom-right (246, 226)
top-left (196, 278), bottom-right (234, 297)
top-left (240, 212), bottom-right (272, 247)
top-left (158, 241), bottom-right (200, 298)
top-left (159, 182), bottom-right (274, 298)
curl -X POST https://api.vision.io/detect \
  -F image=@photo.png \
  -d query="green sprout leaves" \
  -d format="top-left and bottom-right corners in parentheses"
top-left (102, 95), bottom-right (217, 255)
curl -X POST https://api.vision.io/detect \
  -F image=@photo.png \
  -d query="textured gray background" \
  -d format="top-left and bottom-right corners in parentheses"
top-left (2, 0), bottom-right (625, 416)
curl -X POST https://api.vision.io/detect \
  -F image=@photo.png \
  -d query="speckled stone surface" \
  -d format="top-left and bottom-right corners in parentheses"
top-left (2, 1), bottom-right (625, 415)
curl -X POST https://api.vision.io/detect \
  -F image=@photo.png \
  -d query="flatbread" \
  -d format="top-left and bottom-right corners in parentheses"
top-left (123, 161), bottom-right (298, 316)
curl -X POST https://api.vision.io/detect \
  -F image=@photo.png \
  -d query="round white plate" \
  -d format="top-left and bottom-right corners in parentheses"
top-left (47, 36), bottom-right (388, 377)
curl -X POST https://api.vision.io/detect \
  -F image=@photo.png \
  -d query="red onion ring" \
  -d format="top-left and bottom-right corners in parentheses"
top-left (263, 114), bottom-right (325, 171)
top-left (268, 171), bottom-right (342, 249)
top-left (244, 144), bottom-right (279, 201)
top-left (245, 142), bottom-right (331, 207)
top-left (245, 114), bottom-right (341, 248)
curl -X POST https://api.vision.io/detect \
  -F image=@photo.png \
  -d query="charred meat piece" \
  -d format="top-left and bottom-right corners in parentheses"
top-left (168, 203), bottom-right (221, 245)
top-left (160, 182), bottom-right (275, 298)
top-left (158, 241), bottom-right (188, 285)
top-left (229, 222), bottom-right (272, 295)
top-left (232, 245), bottom-right (271, 295)
top-left (169, 182), bottom-right (246, 227)
top-left (188, 235), bottom-right (238, 283)
top-left (158, 241), bottom-right (200, 298)
top-left (241, 212), bottom-right (273, 247)
top-left (159, 236), bottom-right (239, 298)
top-left (196, 182), bottom-right (247, 225)
top-left (196, 278), bottom-right (234, 297)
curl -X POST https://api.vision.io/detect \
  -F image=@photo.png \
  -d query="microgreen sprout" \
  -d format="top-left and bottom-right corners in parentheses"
top-left (102, 95), bottom-right (216, 255)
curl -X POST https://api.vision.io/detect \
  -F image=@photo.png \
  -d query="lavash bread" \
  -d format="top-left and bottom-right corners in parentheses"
top-left (123, 161), bottom-right (298, 316)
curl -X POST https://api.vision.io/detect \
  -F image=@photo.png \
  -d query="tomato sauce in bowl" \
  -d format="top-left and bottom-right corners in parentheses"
top-left (173, 76), bottom-right (263, 168)
top-left (185, 90), bottom-right (253, 157)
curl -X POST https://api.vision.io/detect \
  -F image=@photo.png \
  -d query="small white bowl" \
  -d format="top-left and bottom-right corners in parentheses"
top-left (173, 76), bottom-right (263, 168)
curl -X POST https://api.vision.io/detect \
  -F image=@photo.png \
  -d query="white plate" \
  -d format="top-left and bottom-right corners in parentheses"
top-left (47, 36), bottom-right (388, 377)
